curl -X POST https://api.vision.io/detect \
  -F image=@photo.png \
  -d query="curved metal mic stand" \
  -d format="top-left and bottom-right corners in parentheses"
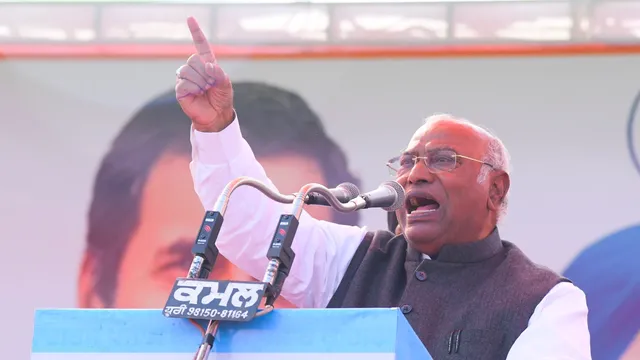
top-left (260, 183), bottom-right (358, 305)
top-left (191, 179), bottom-right (359, 360)
top-left (187, 176), bottom-right (296, 279)
top-left (291, 183), bottom-right (359, 215)
top-left (191, 176), bottom-right (296, 360)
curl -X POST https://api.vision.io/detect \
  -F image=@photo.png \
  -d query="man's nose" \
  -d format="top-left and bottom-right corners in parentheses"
top-left (407, 159), bottom-right (435, 185)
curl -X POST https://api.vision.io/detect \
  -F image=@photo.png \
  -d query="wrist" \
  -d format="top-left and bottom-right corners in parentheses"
top-left (193, 108), bottom-right (236, 133)
top-left (221, 107), bottom-right (236, 126)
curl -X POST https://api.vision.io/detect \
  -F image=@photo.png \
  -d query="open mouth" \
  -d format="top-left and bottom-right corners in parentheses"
top-left (406, 195), bottom-right (440, 215)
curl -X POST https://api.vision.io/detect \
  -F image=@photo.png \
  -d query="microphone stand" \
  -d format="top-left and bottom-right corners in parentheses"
top-left (260, 183), bottom-right (360, 306)
top-left (189, 176), bottom-right (296, 360)
top-left (188, 179), bottom-right (361, 360)
top-left (186, 176), bottom-right (296, 279)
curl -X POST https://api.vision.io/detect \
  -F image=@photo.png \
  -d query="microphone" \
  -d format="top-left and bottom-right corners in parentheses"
top-left (304, 182), bottom-right (360, 205)
top-left (349, 180), bottom-right (405, 212)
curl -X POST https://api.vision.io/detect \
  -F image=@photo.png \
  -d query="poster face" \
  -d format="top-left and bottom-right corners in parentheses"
top-left (1, 54), bottom-right (638, 359)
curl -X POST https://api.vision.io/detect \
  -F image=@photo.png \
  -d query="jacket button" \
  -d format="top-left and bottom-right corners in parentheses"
top-left (415, 270), bottom-right (427, 281)
top-left (401, 304), bottom-right (413, 314)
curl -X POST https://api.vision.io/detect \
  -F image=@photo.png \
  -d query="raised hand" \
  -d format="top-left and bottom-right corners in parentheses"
top-left (175, 16), bottom-right (234, 132)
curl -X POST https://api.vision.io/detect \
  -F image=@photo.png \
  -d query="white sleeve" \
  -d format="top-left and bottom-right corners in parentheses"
top-left (506, 282), bottom-right (592, 360)
top-left (189, 116), bottom-right (369, 308)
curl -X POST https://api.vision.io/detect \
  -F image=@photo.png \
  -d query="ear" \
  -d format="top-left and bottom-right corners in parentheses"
top-left (487, 171), bottom-right (510, 213)
top-left (77, 251), bottom-right (107, 308)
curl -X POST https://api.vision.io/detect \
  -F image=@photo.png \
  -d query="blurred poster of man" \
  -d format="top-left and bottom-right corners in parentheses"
top-left (621, 332), bottom-right (640, 360)
top-left (77, 82), bottom-right (360, 309)
top-left (563, 225), bottom-right (640, 360)
top-left (562, 90), bottom-right (640, 360)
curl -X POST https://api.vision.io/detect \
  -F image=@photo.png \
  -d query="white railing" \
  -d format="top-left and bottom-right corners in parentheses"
top-left (0, 0), bottom-right (638, 45)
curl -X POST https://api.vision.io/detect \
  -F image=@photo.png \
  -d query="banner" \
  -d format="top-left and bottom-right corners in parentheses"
top-left (1, 54), bottom-right (638, 359)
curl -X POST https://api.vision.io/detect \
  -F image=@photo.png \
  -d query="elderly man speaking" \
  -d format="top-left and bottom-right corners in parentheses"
top-left (175, 17), bottom-right (591, 360)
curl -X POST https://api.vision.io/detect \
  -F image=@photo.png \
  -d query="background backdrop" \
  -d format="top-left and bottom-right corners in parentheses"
top-left (1, 54), bottom-right (639, 358)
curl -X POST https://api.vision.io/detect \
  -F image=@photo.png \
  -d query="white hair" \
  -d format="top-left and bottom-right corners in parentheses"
top-left (423, 113), bottom-right (512, 220)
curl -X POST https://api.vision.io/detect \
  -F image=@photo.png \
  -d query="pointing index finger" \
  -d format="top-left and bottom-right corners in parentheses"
top-left (187, 16), bottom-right (215, 63)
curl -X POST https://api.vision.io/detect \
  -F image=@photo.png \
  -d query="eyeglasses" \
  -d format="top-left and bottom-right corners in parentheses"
top-left (386, 148), bottom-right (495, 176)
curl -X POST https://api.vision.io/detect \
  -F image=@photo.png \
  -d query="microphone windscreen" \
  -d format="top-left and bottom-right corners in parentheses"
top-left (381, 180), bottom-right (405, 212)
top-left (337, 182), bottom-right (360, 200)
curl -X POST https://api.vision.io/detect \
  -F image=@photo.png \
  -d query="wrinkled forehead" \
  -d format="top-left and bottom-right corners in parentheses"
top-left (405, 121), bottom-right (487, 156)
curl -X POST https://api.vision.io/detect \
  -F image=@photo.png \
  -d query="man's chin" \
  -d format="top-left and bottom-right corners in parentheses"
top-left (403, 222), bottom-right (442, 246)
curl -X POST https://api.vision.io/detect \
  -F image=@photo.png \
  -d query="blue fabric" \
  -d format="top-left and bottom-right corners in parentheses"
top-left (32, 307), bottom-right (430, 359)
top-left (564, 224), bottom-right (640, 360)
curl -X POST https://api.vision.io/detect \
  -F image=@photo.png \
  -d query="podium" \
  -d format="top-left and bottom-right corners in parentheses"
top-left (32, 307), bottom-right (432, 360)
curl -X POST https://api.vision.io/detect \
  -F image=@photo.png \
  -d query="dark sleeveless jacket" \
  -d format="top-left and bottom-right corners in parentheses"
top-left (328, 228), bottom-right (568, 360)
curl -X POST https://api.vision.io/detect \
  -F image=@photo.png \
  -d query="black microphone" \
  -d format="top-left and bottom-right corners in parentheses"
top-left (304, 182), bottom-right (360, 205)
top-left (350, 180), bottom-right (405, 212)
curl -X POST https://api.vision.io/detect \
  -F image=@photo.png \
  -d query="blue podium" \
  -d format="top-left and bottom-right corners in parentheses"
top-left (32, 308), bottom-right (431, 360)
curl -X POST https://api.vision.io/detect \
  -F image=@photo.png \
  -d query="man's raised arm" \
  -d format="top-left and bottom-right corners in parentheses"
top-left (176, 17), bottom-right (368, 308)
